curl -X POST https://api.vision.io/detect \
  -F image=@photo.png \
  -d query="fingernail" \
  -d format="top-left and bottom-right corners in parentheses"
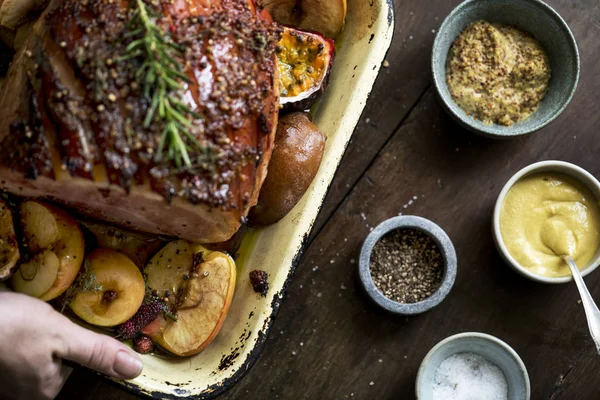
top-left (114, 350), bottom-right (143, 379)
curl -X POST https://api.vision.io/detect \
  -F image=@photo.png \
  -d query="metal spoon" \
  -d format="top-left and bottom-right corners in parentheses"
top-left (563, 255), bottom-right (600, 354)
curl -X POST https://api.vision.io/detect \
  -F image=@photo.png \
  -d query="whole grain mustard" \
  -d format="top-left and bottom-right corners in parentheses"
top-left (447, 21), bottom-right (551, 126)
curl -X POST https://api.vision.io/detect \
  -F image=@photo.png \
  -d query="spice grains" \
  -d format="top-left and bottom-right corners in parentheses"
top-left (370, 228), bottom-right (443, 303)
top-left (446, 20), bottom-right (551, 126)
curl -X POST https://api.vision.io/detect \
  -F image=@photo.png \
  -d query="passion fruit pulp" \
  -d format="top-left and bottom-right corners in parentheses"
top-left (276, 27), bottom-right (335, 111)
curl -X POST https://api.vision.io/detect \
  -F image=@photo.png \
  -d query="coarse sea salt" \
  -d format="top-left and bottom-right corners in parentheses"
top-left (432, 352), bottom-right (508, 400)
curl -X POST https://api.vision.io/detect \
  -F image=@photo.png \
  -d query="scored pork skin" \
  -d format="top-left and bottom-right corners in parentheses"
top-left (0, 0), bottom-right (280, 243)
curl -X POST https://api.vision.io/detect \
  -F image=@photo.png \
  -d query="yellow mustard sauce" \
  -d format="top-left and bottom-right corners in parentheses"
top-left (446, 20), bottom-right (551, 126)
top-left (500, 173), bottom-right (600, 278)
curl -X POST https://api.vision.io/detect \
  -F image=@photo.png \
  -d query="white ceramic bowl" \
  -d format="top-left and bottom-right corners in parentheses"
top-left (416, 332), bottom-right (530, 400)
top-left (493, 160), bottom-right (600, 284)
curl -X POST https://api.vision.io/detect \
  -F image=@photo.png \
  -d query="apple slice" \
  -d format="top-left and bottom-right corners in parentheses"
top-left (11, 250), bottom-right (60, 297)
top-left (144, 239), bottom-right (194, 299)
top-left (143, 243), bottom-right (236, 356)
top-left (0, 199), bottom-right (19, 280)
top-left (20, 200), bottom-right (59, 253)
top-left (80, 220), bottom-right (165, 268)
top-left (262, 0), bottom-right (347, 38)
top-left (70, 248), bottom-right (145, 327)
top-left (12, 201), bottom-right (85, 301)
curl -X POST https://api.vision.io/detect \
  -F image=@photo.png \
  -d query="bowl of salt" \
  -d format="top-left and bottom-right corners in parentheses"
top-left (416, 332), bottom-right (530, 400)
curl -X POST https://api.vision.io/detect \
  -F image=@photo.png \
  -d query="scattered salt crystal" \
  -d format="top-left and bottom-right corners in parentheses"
top-left (383, 60), bottom-right (390, 68)
top-left (341, 283), bottom-right (347, 290)
top-left (291, 351), bottom-right (297, 356)
top-left (312, 266), bottom-right (319, 272)
top-left (365, 118), bottom-right (371, 124)
top-left (317, 292), bottom-right (322, 297)
top-left (432, 352), bottom-right (508, 400)
top-left (432, 29), bottom-right (436, 33)
top-left (413, 195), bottom-right (418, 200)
top-left (350, 259), bottom-right (356, 264)
top-left (361, 212), bottom-right (367, 220)
top-left (369, 381), bottom-right (375, 386)
top-left (330, 259), bottom-right (335, 264)
top-left (378, 359), bottom-right (383, 363)
top-left (409, 35), bottom-right (413, 40)
top-left (300, 342), bottom-right (304, 346)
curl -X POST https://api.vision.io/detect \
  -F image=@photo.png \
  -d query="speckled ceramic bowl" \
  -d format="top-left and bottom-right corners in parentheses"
top-left (416, 332), bottom-right (530, 400)
top-left (493, 160), bottom-right (600, 284)
top-left (432, 0), bottom-right (579, 137)
top-left (358, 216), bottom-right (457, 315)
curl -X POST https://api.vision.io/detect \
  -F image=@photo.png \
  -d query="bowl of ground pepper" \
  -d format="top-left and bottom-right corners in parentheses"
top-left (358, 216), bottom-right (457, 315)
top-left (432, 0), bottom-right (580, 137)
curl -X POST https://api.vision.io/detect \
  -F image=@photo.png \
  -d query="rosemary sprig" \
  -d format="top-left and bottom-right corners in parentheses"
top-left (124, 0), bottom-right (204, 168)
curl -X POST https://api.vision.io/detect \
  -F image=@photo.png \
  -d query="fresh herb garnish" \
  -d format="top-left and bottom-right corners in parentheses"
top-left (122, 0), bottom-right (204, 168)
top-left (60, 260), bottom-right (103, 313)
top-left (144, 286), bottom-right (178, 322)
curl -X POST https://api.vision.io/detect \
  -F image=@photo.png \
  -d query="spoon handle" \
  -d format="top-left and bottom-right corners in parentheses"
top-left (564, 256), bottom-right (600, 354)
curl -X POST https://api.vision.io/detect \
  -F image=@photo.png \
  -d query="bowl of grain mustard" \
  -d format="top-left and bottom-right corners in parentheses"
top-left (493, 161), bottom-right (600, 284)
top-left (358, 216), bottom-right (457, 315)
top-left (432, 0), bottom-right (579, 137)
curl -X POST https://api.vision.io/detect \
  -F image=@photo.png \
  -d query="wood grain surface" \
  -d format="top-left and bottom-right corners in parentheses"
top-left (58, 0), bottom-right (600, 398)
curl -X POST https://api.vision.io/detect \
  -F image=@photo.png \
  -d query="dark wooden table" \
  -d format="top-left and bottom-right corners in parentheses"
top-left (59, 0), bottom-right (600, 398)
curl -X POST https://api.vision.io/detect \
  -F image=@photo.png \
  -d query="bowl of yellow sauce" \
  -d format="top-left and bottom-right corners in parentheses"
top-left (493, 161), bottom-right (600, 283)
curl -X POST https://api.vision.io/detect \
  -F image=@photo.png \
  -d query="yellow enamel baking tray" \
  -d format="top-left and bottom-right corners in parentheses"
top-left (115, 0), bottom-right (394, 397)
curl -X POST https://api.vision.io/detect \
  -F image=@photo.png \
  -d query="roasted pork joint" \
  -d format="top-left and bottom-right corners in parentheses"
top-left (0, 0), bottom-right (281, 243)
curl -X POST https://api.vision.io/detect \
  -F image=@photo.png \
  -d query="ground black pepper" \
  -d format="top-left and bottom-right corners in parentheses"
top-left (370, 228), bottom-right (444, 303)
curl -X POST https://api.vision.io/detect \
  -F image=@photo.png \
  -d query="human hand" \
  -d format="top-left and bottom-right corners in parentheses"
top-left (0, 292), bottom-right (143, 400)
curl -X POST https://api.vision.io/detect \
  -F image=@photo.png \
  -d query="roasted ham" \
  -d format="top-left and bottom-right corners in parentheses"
top-left (0, 0), bottom-right (280, 243)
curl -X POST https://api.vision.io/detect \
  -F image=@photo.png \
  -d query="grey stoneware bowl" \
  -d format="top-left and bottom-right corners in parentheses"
top-left (432, 0), bottom-right (580, 138)
top-left (493, 160), bottom-right (600, 284)
top-left (358, 216), bottom-right (457, 315)
top-left (416, 332), bottom-right (531, 399)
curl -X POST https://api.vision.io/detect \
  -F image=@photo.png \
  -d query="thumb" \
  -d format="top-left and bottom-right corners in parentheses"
top-left (54, 316), bottom-right (143, 380)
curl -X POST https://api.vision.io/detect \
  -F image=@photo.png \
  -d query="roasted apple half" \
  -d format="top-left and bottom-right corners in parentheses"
top-left (70, 248), bottom-right (146, 327)
top-left (0, 198), bottom-right (19, 280)
top-left (142, 240), bottom-right (236, 356)
top-left (277, 27), bottom-right (334, 111)
top-left (263, 0), bottom-right (347, 38)
top-left (11, 200), bottom-right (84, 301)
top-left (80, 220), bottom-right (166, 268)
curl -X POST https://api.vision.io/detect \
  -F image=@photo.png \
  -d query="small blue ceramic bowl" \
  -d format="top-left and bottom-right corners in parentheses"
top-left (416, 332), bottom-right (530, 400)
top-left (432, 0), bottom-right (580, 137)
top-left (358, 216), bottom-right (457, 315)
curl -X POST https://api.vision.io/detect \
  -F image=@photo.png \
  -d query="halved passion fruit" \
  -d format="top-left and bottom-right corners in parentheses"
top-left (277, 27), bottom-right (334, 111)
